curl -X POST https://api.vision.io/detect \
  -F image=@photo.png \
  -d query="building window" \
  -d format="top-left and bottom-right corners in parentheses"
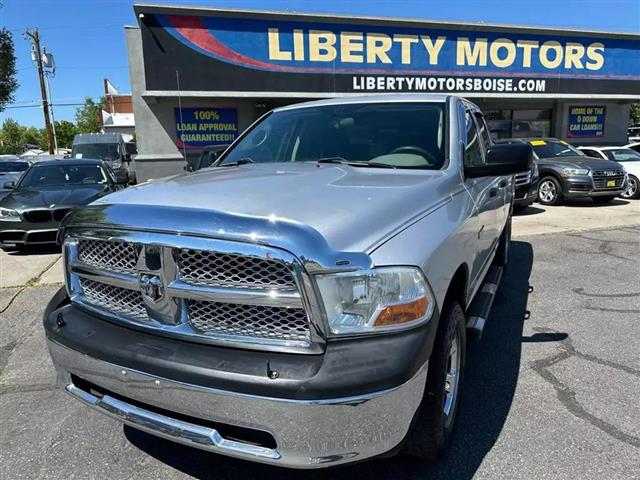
top-left (485, 109), bottom-right (552, 140)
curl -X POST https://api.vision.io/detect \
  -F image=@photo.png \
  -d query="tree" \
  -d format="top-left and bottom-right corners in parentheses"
top-left (630, 104), bottom-right (640, 127)
top-left (75, 96), bottom-right (106, 133)
top-left (0, 27), bottom-right (18, 112)
top-left (54, 120), bottom-right (78, 148)
top-left (0, 118), bottom-right (46, 154)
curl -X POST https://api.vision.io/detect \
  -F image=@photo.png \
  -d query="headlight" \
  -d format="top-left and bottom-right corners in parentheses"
top-left (0, 207), bottom-right (20, 221)
top-left (531, 161), bottom-right (539, 177)
top-left (315, 267), bottom-right (435, 335)
top-left (562, 167), bottom-right (589, 176)
top-left (111, 160), bottom-right (122, 169)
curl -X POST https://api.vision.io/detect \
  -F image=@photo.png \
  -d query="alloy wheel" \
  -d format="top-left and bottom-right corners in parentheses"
top-left (622, 176), bottom-right (638, 199)
top-left (539, 179), bottom-right (557, 203)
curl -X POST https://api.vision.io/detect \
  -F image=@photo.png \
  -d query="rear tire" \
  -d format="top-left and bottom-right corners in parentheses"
top-left (592, 196), bottom-right (616, 204)
top-left (404, 301), bottom-right (466, 462)
top-left (538, 176), bottom-right (563, 205)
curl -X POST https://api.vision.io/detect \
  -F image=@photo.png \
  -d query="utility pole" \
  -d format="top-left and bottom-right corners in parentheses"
top-left (24, 29), bottom-right (54, 154)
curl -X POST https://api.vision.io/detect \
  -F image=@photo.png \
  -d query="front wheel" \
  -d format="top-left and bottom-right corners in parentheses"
top-left (538, 176), bottom-right (563, 205)
top-left (404, 301), bottom-right (466, 461)
top-left (592, 196), bottom-right (616, 204)
top-left (621, 175), bottom-right (640, 199)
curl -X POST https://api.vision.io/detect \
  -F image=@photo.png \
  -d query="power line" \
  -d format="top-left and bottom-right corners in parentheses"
top-left (3, 102), bottom-right (85, 109)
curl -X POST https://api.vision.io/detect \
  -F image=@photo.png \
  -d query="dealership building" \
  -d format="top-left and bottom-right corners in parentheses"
top-left (125, 3), bottom-right (640, 180)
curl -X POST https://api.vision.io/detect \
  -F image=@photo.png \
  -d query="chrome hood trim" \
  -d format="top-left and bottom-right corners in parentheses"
top-left (61, 203), bottom-right (372, 273)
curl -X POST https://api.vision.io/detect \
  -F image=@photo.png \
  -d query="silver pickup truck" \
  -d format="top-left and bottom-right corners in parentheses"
top-left (44, 94), bottom-right (531, 468)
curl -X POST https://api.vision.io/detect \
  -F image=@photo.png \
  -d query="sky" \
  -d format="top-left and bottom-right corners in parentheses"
top-left (1, 0), bottom-right (639, 127)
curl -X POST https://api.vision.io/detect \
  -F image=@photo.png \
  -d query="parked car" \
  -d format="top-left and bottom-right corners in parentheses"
top-left (625, 142), bottom-right (640, 154)
top-left (493, 144), bottom-right (538, 211)
top-left (502, 138), bottom-right (626, 205)
top-left (0, 158), bottom-right (31, 200)
top-left (578, 146), bottom-right (640, 199)
top-left (0, 159), bottom-right (127, 250)
top-left (184, 144), bottom-right (230, 172)
top-left (43, 95), bottom-right (531, 468)
top-left (71, 132), bottom-right (137, 184)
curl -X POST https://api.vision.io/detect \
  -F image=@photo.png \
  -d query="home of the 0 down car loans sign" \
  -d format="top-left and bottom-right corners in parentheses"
top-left (135, 6), bottom-right (640, 98)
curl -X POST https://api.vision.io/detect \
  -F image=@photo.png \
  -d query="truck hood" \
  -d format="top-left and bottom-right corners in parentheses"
top-left (93, 163), bottom-right (447, 252)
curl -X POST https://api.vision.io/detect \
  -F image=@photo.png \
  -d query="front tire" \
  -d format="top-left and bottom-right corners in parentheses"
top-left (622, 175), bottom-right (640, 199)
top-left (538, 176), bottom-right (563, 205)
top-left (404, 301), bottom-right (466, 461)
top-left (592, 195), bottom-right (616, 204)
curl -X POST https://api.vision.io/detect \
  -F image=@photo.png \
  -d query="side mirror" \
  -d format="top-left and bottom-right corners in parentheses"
top-left (465, 143), bottom-right (532, 178)
top-left (124, 153), bottom-right (132, 162)
top-left (115, 176), bottom-right (129, 185)
top-left (3, 181), bottom-right (15, 189)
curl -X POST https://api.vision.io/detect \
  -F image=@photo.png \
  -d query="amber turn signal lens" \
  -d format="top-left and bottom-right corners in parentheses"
top-left (372, 296), bottom-right (429, 327)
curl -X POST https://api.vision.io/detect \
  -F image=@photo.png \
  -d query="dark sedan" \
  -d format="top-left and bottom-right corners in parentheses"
top-left (0, 159), bottom-right (126, 250)
top-left (0, 158), bottom-right (31, 201)
top-left (503, 138), bottom-right (626, 205)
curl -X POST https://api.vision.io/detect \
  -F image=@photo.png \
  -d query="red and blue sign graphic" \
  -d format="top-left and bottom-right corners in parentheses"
top-left (174, 107), bottom-right (238, 148)
top-left (156, 14), bottom-right (640, 80)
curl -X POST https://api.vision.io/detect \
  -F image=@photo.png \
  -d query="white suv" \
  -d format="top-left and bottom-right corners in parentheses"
top-left (578, 146), bottom-right (640, 199)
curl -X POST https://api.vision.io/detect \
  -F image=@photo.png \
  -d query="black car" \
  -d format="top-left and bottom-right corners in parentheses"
top-left (503, 138), bottom-right (626, 205)
top-left (0, 159), bottom-right (127, 250)
top-left (0, 158), bottom-right (31, 201)
top-left (184, 144), bottom-right (230, 172)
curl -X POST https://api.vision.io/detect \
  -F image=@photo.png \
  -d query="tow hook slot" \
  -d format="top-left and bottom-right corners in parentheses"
top-left (266, 360), bottom-right (279, 380)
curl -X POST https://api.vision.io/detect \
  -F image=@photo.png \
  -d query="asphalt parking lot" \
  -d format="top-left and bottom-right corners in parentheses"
top-left (1, 199), bottom-right (639, 479)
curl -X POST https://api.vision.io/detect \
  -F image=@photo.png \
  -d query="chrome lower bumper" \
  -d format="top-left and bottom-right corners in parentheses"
top-left (48, 339), bottom-right (428, 468)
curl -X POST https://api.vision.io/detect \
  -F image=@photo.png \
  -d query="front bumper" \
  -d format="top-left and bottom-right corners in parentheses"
top-left (514, 179), bottom-right (539, 206)
top-left (44, 291), bottom-right (435, 468)
top-left (562, 174), bottom-right (626, 198)
top-left (0, 220), bottom-right (60, 246)
top-left (47, 339), bottom-right (427, 468)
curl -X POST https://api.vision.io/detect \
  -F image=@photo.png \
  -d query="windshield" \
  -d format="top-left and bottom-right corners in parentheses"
top-left (603, 149), bottom-right (640, 162)
top-left (530, 140), bottom-right (584, 159)
top-left (18, 164), bottom-right (108, 188)
top-left (220, 102), bottom-right (446, 169)
top-left (0, 162), bottom-right (28, 173)
top-left (72, 143), bottom-right (120, 161)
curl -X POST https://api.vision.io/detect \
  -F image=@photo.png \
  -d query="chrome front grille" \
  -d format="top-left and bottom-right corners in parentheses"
top-left (77, 239), bottom-right (138, 274)
top-left (66, 231), bottom-right (315, 352)
top-left (177, 248), bottom-right (296, 289)
top-left (515, 170), bottom-right (531, 187)
top-left (592, 169), bottom-right (625, 190)
top-left (79, 278), bottom-right (148, 321)
top-left (188, 300), bottom-right (310, 343)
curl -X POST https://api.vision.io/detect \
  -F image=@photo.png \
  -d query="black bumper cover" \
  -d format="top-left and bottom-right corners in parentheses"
top-left (44, 287), bottom-right (438, 400)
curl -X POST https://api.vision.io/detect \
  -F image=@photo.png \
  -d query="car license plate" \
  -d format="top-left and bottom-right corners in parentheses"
top-left (607, 180), bottom-right (616, 187)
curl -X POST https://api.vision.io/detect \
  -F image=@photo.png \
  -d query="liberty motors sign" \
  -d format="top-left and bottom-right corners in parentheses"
top-left (136, 6), bottom-right (640, 97)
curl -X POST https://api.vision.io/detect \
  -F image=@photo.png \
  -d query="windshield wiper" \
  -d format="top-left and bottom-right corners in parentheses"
top-left (219, 158), bottom-right (254, 167)
top-left (316, 157), bottom-right (397, 169)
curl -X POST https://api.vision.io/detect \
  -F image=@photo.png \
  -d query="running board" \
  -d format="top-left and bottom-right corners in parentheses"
top-left (466, 265), bottom-right (503, 340)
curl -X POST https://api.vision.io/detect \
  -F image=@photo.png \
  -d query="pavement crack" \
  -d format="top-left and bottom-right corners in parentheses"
top-left (584, 304), bottom-right (640, 314)
top-left (566, 233), bottom-right (639, 245)
top-left (0, 286), bottom-right (27, 314)
top-left (573, 288), bottom-right (639, 298)
top-left (530, 329), bottom-right (640, 449)
top-left (0, 383), bottom-right (58, 395)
